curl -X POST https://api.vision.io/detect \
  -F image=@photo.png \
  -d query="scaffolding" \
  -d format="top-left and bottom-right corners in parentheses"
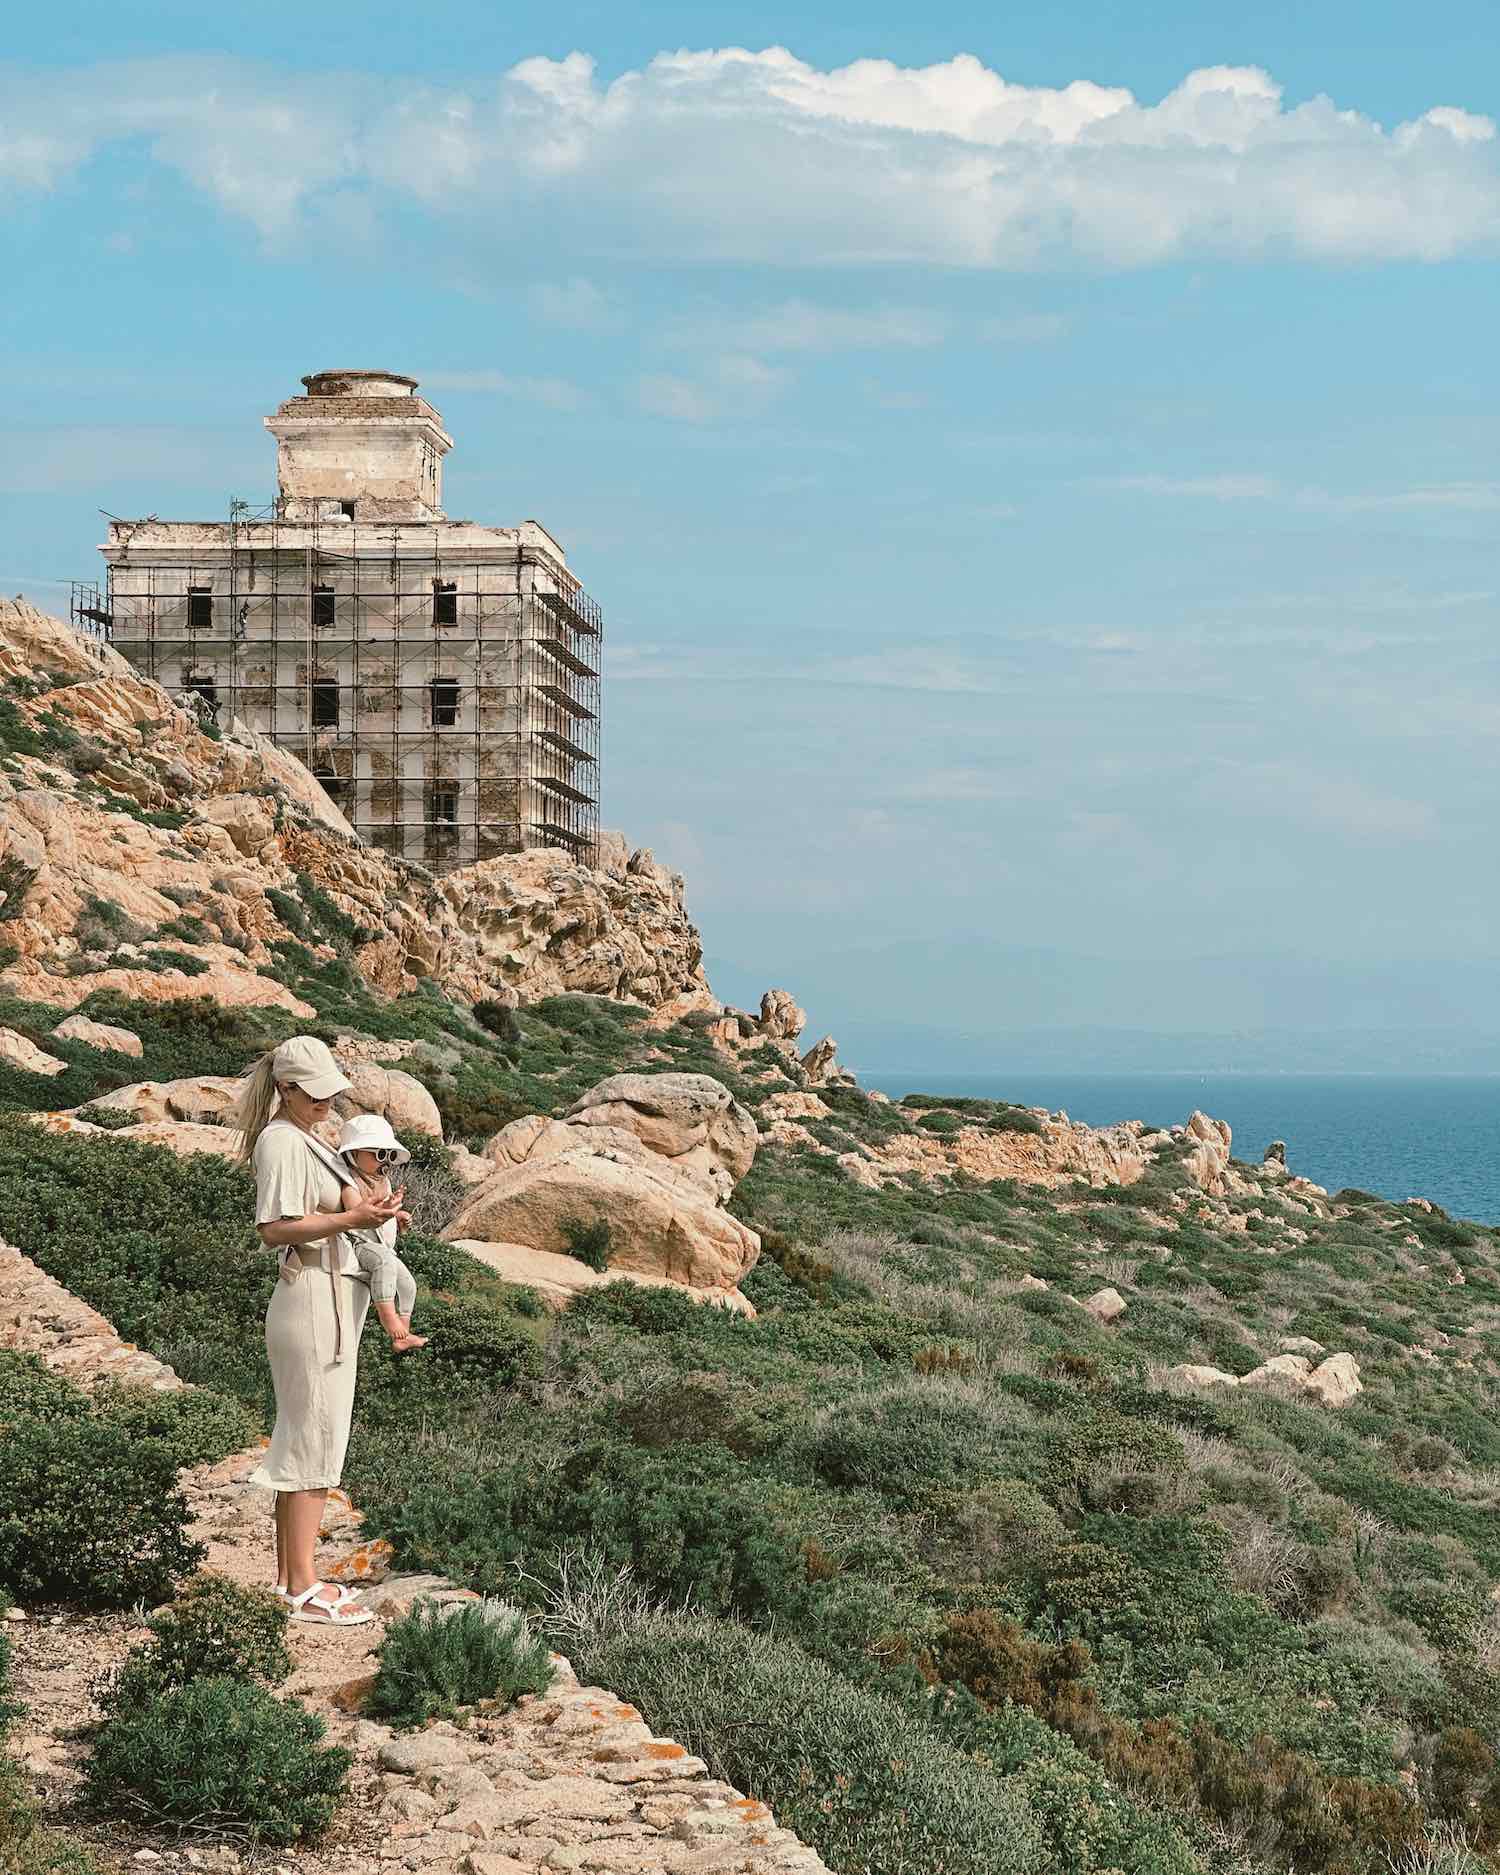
top-left (83, 506), bottom-right (602, 871)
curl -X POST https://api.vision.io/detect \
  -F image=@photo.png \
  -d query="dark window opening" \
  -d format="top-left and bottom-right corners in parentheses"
top-left (432, 580), bottom-right (458, 626)
top-left (312, 584), bottom-right (336, 627)
top-left (184, 672), bottom-right (218, 715)
top-left (311, 679), bottom-right (340, 728)
top-left (187, 587), bottom-right (213, 630)
top-left (314, 765), bottom-right (350, 805)
top-left (432, 787), bottom-right (459, 825)
top-left (340, 501), bottom-right (356, 520)
top-left (429, 678), bottom-right (460, 727)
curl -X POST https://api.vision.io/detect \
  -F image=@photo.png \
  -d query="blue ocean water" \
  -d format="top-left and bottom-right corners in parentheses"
top-left (860, 1073), bottom-right (1500, 1225)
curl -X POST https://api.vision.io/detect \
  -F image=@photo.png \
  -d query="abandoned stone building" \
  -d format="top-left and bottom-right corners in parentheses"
top-left (80, 370), bottom-right (601, 871)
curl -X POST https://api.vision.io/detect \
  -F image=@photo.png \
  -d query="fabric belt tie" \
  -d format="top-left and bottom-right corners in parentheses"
top-left (286, 1244), bottom-right (347, 1364)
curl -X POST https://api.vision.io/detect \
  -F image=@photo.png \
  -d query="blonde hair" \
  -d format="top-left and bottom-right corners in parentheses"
top-left (232, 1052), bottom-right (283, 1165)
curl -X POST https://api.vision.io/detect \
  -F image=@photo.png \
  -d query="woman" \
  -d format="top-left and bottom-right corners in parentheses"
top-left (232, 1035), bottom-right (401, 1626)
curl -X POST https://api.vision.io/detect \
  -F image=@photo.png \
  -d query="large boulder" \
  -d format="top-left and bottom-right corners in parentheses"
top-left (452, 1239), bottom-right (755, 1316)
top-left (452, 1070), bottom-right (761, 1308)
top-left (445, 1145), bottom-right (759, 1299)
top-left (1306, 1352), bottom-right (1362, 1407)
top-left (563, 1072), bottom-right (756, 1198)
top-left (336, 1061), bottom-right (442, 1138)
top-left (0, 1029), bottom-right (66, 1077)
top-left (1181, 1110), bottom-right (1240, 1196)
top-left (50, 1014), bottom-right (143, 1057)
top-left (758, 989), bottom-right (807, 1042)
top-left (81, 1073), bottom-right (243, 1126)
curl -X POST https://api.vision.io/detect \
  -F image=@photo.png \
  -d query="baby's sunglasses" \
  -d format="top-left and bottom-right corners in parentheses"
top-left (365, 1147), bottom-right (403, 1166)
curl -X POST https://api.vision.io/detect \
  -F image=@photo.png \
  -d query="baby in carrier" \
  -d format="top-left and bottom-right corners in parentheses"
top-left (336, 1113), bottom-right (427, 1353)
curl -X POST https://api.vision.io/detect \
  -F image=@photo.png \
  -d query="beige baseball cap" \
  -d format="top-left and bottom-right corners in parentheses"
top-left (271, 1035), bottom-right (352, 1101)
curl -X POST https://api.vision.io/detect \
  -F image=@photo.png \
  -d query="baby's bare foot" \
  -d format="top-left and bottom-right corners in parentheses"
top-left (389, 1332), bottom-right (428, 1352)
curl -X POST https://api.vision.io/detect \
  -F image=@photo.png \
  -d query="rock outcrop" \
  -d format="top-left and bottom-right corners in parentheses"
top-left (1166, 1351), bottom-right (1363, 1406)
top-left (0, 600), bottom-right (714, 1024)
top-left (450, 1072), bottom-right (761, 1311)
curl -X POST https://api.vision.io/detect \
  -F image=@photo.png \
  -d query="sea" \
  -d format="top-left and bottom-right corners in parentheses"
top-left (858, 1072), bottom-right (1500, 1225)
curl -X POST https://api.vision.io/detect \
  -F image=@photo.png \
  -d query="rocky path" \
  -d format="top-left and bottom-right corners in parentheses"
top-left (2, 1266), bottom-right (830, 1875)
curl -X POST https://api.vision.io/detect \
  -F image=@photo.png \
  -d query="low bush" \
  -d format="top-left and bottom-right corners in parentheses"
top-left (84, 1675), bottom-right (349, 1843)
top-left (369, 1598), bottom-right (553, 1729)
top-left (139, 1573), bottom-right (291, 1691)
top-left (0, 1408), bottom-right (201, 1608)
top-left (579, 1612), bottom-right (1047, 1875)
top-left (560, 1213), bottom-right (612, 1272)
top-left (90, 1381), bottom-right (259, 1469)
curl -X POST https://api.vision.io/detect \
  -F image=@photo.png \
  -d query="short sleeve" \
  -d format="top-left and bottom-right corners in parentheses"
top-left (253, 1125), bottom-right (316, 1226)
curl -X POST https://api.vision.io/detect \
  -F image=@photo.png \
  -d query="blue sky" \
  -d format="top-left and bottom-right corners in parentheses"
top-left (5, 4), bottom-right (1500, 1062)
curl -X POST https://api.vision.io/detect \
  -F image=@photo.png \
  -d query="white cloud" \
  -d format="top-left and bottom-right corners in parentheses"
top-left (723, 301), bottom-right (947, 351)
top-left (419, 370), bottom-right (584, 409)
top-left (529, 276), bottom-right (613, 329)
top-left (6, 50), bottom-right (1497, 267)
top-left (979, 312), bottom-right (1070, 343)
top-left (1107, 473), bottom-right (1280, 500)
top-left (1303, 481), bottom-right (1500, 513)
top-left (635, 374), bottom-right (719, 423)
top-left (1104, 473), bottom-right (1500, 511)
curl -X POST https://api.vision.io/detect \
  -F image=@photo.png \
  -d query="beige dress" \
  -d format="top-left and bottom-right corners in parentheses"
top-left (247, 1119), bottom-right (370, 1493)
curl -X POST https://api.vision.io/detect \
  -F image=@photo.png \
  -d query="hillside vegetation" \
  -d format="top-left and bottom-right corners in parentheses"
top-left (2, 965), bottom-right (1499, 1875)
top-left (2, 605), bottom-right (1499, 1875)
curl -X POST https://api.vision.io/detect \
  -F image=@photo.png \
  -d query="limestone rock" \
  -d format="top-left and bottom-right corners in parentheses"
top-left (760, 1091), bottom-right (831, 1124)
top-left (439, 845), bottom-right (710, 1012)
top-left (1239, 1353), bottom-right (1312, 1391)
top-left (446, 1150), bottom-right (759, 1297)
top-left (564, 1072), bottom-right (757, 1195)
top-left (49, 1015), bottom-right (143, 1057)
top-left (1278, 1335), bottom-right (1326, 1357)
top-left (0, 1029), bottom-right (66, 1077)
top-left (1083, 1286), bottom-right (1127, 1324)
top-left (81, 1074), bottom-right (243, 1127)
top-left (800, 1036), bottom-right (839, 1084)
top-left (1165, 1363), bottom-right (1240, 1389)
top-left (337, 1062), bottom-right (442, 1138)
top-left (482, 1114), bottom-right (578, 1170)
top-left (1180, 1110), bottom-right (1241, 1196)
top-left (758, 989), bottom-right (807, 1042)
top-left (1306, 1352), bottom-right (1362, 1407)
top-left (113, 1120), bottom-right (241, 1159)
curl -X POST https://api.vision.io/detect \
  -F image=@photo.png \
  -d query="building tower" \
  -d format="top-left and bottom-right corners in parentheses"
top-left (88, 370), bottom-right (601, 871)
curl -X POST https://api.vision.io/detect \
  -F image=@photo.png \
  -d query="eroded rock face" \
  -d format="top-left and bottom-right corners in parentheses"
top-left (439, 847), bottom-right (711, 1012)
top-left (1167, 1351), bottom-right (1362, 1406)
top-left (0, 602), bottom-right (718, 1025)
top-left (450, 1070), bottom-right (761, 1309)
top-left (49, 1015), bottom-right (143, 1057)
top-left (336, 1062), bottom-right (443, 1139)
top-left (564, 1072), bottom-right (757, 1199)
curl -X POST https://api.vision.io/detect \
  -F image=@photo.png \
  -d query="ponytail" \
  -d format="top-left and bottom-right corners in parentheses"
top-left (232, 1052), bottom-right (282, 1164)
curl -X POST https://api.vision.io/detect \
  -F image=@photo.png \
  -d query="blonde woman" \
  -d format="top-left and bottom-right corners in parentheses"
top-left (233, 1036), bottom-right (401, 1626)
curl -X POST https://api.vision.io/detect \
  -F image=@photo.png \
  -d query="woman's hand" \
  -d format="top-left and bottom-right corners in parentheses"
top-left (395, 1209), bottom-right (413, 1232)
top-left (343, 1190), bottom-right (402, 1231)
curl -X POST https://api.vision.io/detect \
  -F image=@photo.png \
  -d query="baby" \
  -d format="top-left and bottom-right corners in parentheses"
top-left (336, 1113), bottom-right (427, 1353)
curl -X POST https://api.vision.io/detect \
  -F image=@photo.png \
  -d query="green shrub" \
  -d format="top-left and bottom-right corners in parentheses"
top-left (0, 1411), bottom-right (202, 1607)
top-left (579, 1613), bottom-right (1046, 1875)
top-left (369, 1598), bottom-right (553, 1729)
top-left (560, 1213), bottom-right (612, 1272)
top-left (0, 857), bottom-right (37, 924)
top-left (92, 1381), bottom-right (259, 1468)
top-left (71, 1102), bottom-right (136, 1130)
top-left (356, 1292), bottom-right (542, 1426)
top-left (84, 1675), bottom-right (349, 1843)
top-left (141, 1573), bottom-right (291, 1691)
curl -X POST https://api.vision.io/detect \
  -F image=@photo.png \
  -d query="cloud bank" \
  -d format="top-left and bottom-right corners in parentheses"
top-left (3, 48), bottom-right (1499, 266)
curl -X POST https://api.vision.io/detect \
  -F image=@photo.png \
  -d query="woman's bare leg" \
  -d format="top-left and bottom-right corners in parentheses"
top-left (274, 1491), bottom-right (288, 1588)
top-left (283, 1488), bottom-right (329, 1597)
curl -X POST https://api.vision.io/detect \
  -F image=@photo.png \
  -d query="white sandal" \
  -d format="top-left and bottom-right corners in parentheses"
top-left (276, 1580), bottom-right (363, 1606)
top-left (286, 1581), bottom-right (374, 1626)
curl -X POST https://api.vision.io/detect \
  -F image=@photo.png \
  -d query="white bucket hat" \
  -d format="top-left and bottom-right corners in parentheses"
top-left (272, 1035), bottom-right (353, 1101)
top-left (335, 1111), bottom-right (411, 1165)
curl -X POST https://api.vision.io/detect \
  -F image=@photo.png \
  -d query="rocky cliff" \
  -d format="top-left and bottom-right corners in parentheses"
top-left (0, 600), bottom-right (711, 1020)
